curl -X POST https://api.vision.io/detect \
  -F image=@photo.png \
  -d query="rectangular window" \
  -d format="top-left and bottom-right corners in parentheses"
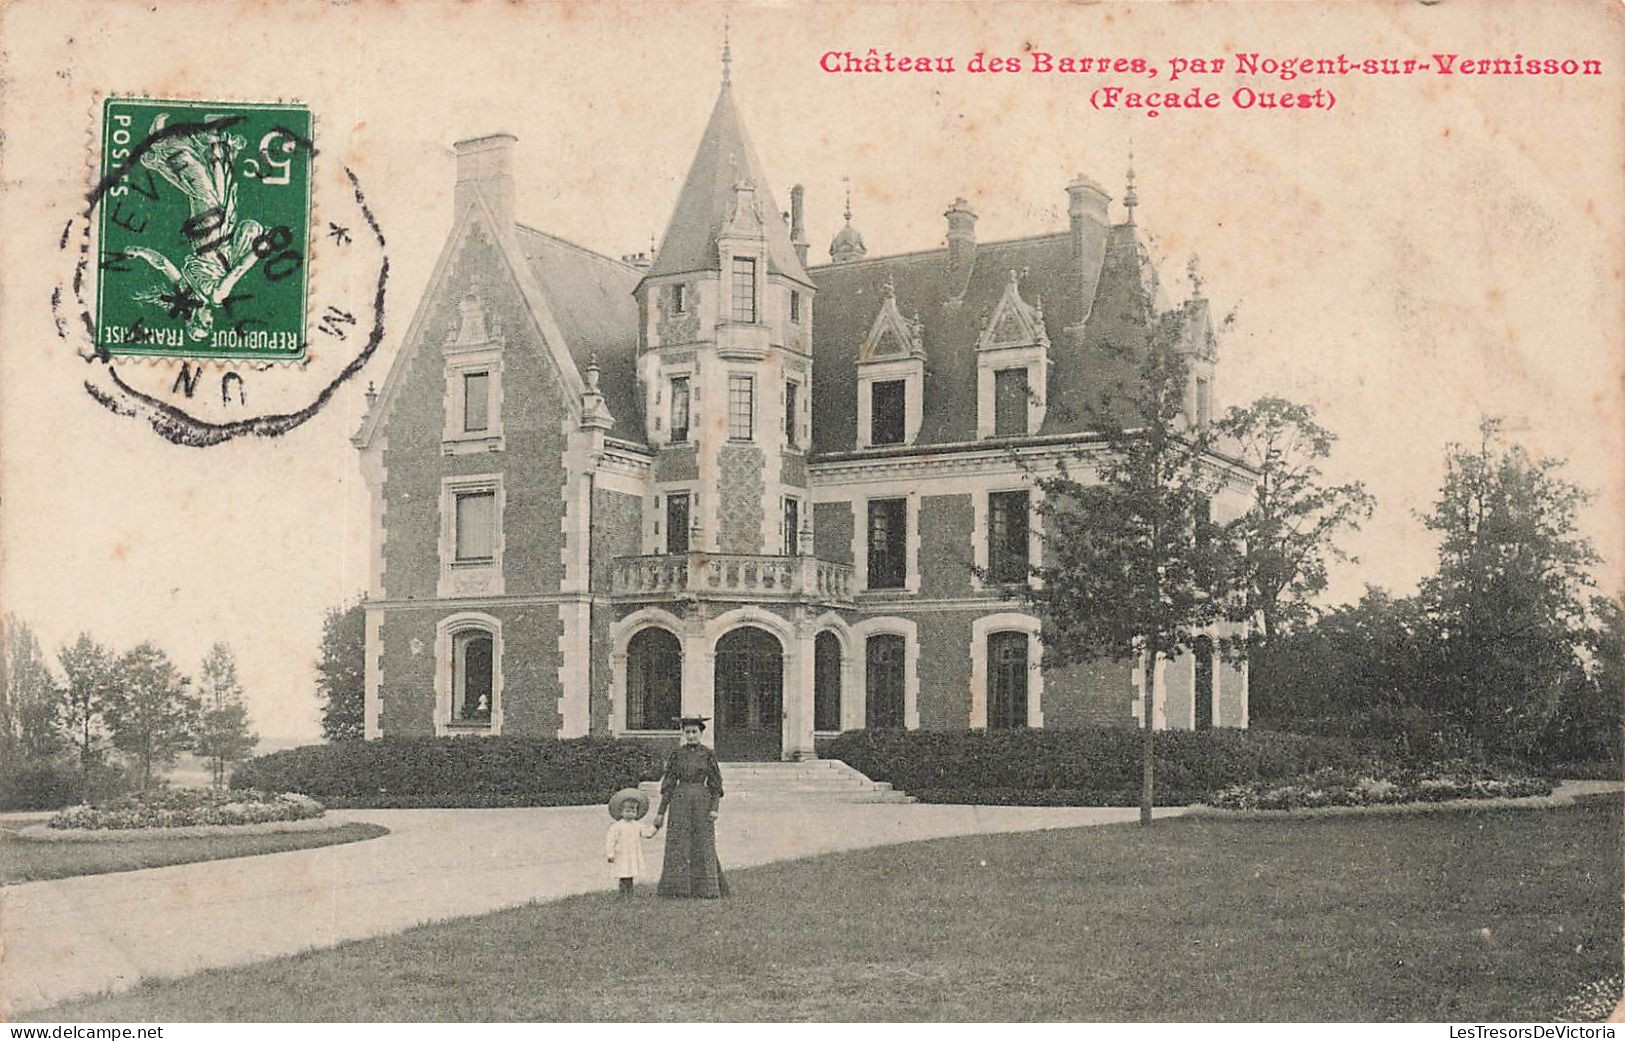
top-left (994, 367), bottom-right (1028, 437)
top-left (989, 490), bottom-right (1030, 584)
top-left (666, 493), bottom-right (690, 554)
top-left (669, 377), bottom-right (690, 442)
top-left (454, 491), bottom-right (496, 562)
top-left (867, 498), bottom-right (907, 590)
top-left (728, 375), bottom-right (754, 440)
top-left (784, 380), bottom-right (799, 446)
top-left (731, 256), bottom-right (757, 323)
top-left (789, 290), bottom-right (801, 323)
top-left (871, 380), bottom-right (905, 446)
top-left (1196, 377), bottom-right (1212, 428)
top-left (463, 372), bottom-right (490, 433)
top-left (783, 496), bottom-right (800, 556)
top-left (671, 283), bottom-right (686, 314)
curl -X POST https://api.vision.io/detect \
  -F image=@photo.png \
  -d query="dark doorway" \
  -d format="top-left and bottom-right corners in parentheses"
top-left (713, 626), bottom-right (783, 760)
top-left (988, 631), bottom-right (1029, 729)
top-left (866, 634), bottom-right (906, 729)
top-left (1194, 636), bottom-right (1214, 730)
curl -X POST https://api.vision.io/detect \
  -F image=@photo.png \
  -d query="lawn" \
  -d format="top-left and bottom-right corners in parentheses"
top-left (0, 820), bottom-right (389, 884)
top-left (30, 798), bottom-right (1621, 1022)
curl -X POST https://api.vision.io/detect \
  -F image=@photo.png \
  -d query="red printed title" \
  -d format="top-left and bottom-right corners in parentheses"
top-left (818, 50), bottom-right (1606, 116)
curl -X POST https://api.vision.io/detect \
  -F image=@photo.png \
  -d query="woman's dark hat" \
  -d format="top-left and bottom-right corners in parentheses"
top-left (674, 715), bottom-right (710, 730)
top-left (608, 787), bottom-right (651, 820)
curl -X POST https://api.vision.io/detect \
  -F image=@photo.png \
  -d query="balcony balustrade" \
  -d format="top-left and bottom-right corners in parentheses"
top-left (609, 552), bottom-right (855, 607)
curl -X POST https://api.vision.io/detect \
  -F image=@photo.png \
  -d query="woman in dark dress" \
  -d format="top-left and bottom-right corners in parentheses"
top-left (651, 717), bottom-right (729, 899)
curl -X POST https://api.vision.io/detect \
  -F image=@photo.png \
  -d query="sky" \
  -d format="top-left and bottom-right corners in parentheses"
top-left (2, 0), bottom-right (1621, 743)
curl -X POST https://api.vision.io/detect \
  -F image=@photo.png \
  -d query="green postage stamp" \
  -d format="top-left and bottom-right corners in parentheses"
top-left (96, 98), bottom-right (313, 361)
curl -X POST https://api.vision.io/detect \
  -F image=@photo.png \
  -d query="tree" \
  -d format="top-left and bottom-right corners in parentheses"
top-left (1216, 397), bottom-right (1374, 708)
top-left (58, 633), bottom-right (116, 794)
top-left (1025, 301), bottom-right (1239, 825)
top-left (194, 643), bottom-right (258, 787)
top-left (317, 601), bottom-right (366, 742)
top-left (1258, 586), bottom-right (1446, 754)
top-left (3, 616), bottom-right (61, 761)
top-left (1537, 594), bottom-right (1623, 768)
top-left (1419, 419), bottom-right (1599, 758)
top-left (104, 642), bottom-right (200, 788)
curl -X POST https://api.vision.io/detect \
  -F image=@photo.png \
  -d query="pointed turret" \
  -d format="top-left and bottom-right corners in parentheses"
top-left (644, 81), bottom-right (809, 286)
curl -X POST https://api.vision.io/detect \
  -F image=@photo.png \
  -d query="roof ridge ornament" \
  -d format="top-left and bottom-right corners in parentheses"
top-left (721, 13), bottom-right (732, 86)
top-left (1124, 145), bottom-right (1139, 224)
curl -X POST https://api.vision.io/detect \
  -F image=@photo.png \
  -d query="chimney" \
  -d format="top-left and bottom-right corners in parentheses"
top-left (790, 184), bottom-right (809, 266)
top-left (944, 197), bottom-right (977, 294)
top-left (453, 134), bottom-right (518, 226)
top-left (1065, 174), bottom-right (1111, 261)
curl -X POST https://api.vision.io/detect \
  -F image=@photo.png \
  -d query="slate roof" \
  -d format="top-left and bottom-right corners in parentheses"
top-left (515, 224), bottom-right (645, 444)
top-left (643, 84), bottom-right (811, 287)
top-left (807, 221), bottom-right (1153, 454)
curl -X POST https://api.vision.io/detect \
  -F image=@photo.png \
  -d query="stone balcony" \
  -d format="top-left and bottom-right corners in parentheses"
top-left (609, 552), bottom-right (856, 608)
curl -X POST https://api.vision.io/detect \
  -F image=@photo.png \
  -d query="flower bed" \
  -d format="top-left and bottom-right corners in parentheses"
top-left (1202, 765), bottom-right (1552, 812)
top-left (48, 788), bottom-right (325, 831)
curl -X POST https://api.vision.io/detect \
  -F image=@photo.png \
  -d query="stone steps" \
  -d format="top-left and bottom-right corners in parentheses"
top-left (638, 759), bottom-right (914, 804)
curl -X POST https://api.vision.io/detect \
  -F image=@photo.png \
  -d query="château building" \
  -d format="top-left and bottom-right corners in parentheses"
top-left (352, 58), bottom-right (1252, 759)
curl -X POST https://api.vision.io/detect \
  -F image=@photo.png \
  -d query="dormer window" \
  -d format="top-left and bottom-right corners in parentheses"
top-left (731, 256), bottom-right (757, 323)
top-left (993, 368), bottom-right (1027, 437)
top-left (976, 270), bottom-right (1049, 439)
top-left (856, 278), bottom-right (926, 448)
top-left (871, 380), bottom-right (906, 446)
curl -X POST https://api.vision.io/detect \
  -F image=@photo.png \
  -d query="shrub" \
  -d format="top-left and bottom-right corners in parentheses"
top-left (230, 736), bottom-right (664, 808)
top-left (0, 756), bottom-right (135, 811)
top-left (822, 727), bottom-right (1380, 805)
top-left (48, 787), bottom-right (324, 830)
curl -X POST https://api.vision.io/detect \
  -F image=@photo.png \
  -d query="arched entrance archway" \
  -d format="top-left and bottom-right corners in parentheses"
top-left (714, 626), bottom-right (784, 760)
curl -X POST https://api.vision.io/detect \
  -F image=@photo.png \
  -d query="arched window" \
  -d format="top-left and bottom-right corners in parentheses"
top-left (1194, 636), bottom-right (1214, 731)
top-left (451, 630), bottom-right (494, 725)
top-left (988, 631), bottom-right (1029, 729)
top-left (627, 628), bottom-right (682, 730)
top-left (866, 634), bottom-right (906, 729)
top-left (814, 631), bottom-right (843, 732)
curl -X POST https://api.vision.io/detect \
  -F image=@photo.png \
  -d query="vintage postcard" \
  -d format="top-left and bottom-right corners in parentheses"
top-left (1, 0), bottom-right (1621, 1025)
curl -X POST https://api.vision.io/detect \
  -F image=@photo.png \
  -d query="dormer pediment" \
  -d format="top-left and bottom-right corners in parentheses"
top-left (978, 269), bottom-right (1049, 353)
top-left (859, 278), bottom-right (925, 363)
top-left (720, 179), bottom-right (766, 243)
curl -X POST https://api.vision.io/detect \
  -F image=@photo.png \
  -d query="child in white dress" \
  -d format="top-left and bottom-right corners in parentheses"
top-left (606, 787), bottom-right (658, 899)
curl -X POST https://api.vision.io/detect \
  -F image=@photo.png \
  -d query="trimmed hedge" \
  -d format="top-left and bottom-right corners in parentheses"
top-left (230, 736), bottom-right (663, 808)
top-left (823, 727), bottom-right (1381, 806)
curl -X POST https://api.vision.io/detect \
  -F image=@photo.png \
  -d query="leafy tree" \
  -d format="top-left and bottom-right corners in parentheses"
top-left (1537, 594), bottom-right (1623, 768)
top-left (195, 643), bottom-right (258, 787)
top-left (317, 601), bottom-right (366, 742)
top-left (58, 634), bottom-right (116, 794)
top-left (3, 616), bottom-right (61, 761)
top-left (1026, 302), bottom-right (1239, 825)
top-left (1258, 586), bottom-right (1447, 755)
top-left (104, 642), bottom-right (200, 789)
top-left (1419, 419), bottom-right (1599, 758)
top-left (1216, 397), bottom-right (1374, 708)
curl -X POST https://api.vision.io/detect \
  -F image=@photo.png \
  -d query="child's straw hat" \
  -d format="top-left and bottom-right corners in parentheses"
top-left (608, 787), bottom-right (651, 820)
